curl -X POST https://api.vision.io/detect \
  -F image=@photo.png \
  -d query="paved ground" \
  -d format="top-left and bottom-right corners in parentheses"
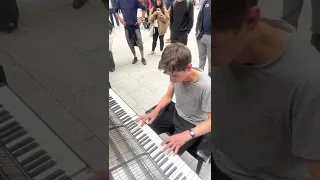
top-left (0, 0), bottom-right (313, 179)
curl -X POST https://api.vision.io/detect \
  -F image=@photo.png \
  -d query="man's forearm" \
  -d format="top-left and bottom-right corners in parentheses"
top-left (184, 117), bottom-right (211, 141)
top-left (141, 11), bottom-right (146, 19)
top-left (116, 13), bottom-right (121, 20)
top-left (152, 95), bottom-right (172, 115)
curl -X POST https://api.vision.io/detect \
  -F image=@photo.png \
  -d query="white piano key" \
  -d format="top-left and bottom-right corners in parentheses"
top-left (5, 134), bottom-right (30, 150)
top-left (33, 166), bottom-right (61, 180)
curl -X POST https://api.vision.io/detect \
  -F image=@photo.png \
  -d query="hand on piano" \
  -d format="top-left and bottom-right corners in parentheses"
top-left (161, 131), bottom-right (192, 156)
top-left (135, 112), bottom-right (157, 127)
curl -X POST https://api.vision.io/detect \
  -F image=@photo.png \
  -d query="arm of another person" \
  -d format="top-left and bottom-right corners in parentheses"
top-left (115, 0), bottom-right (123, 21)
top-left (186, 0), bottom-right (194, 34)
top-left (148, 7), bottom-right (155, 22)
top-left (291, 88), bottom-right (320, 180)
top-left (159, 8), bottom-right (170, 23)
top-left (136, 0), bottom-right (147, 22)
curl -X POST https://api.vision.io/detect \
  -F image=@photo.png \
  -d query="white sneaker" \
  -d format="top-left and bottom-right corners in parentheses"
top-left (148, 51), bottom-right (155, 55)
top-left (158, 51), bottom-right (163, 56)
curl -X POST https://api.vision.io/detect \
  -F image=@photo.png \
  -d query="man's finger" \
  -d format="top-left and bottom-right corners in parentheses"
top-left (162, 142), bottom-right (172, 152)
top-left (161, 137), bottom-right (171, 146)
top-left (174, 146), bottom-right (180, 156)
top-left (166, 145), bottom-right (175, 155)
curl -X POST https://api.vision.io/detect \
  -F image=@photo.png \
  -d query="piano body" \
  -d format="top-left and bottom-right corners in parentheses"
top-left (0, 65), bottom-right (89, 180)
top-left (109, 85), bottom-right (203, 180)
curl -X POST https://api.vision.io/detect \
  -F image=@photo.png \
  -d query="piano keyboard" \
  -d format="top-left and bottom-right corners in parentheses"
top-left (0, 86), bottom-right (88, 180)
top-left (109, 89), bottom-right (202, 180)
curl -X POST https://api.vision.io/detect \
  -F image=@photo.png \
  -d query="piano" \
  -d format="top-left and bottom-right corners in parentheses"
top-left (0, 65), bottom-right (89, 180)
top-left (109, 88), bottom-right (203, 180)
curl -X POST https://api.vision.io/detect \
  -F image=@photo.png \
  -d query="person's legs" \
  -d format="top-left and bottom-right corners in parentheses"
top-left (109, 9), bottom-right (115, 27)
top-left (124, 29), bottom-right (138, 63)
top-left (203, 34), bottom-right (211, 74)
top-left (176, 33), bottom-right (188, 45)
top-left (152, 28), bottom-right (159, 52)
top-left (197, 37), bottom-right (207, 71)
top-left (159, 35), bottom-right (164, 51)
top-left (135, 28), bottom-right (147, 65)
top-left (282, 0), bottom-right (304, 29)
top-left (311, 0), bottom-right (320, 52)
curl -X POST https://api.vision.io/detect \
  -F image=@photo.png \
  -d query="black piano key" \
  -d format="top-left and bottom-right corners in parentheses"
top-left (137, 134), bottom-right (146, 141)
top-left (42, 169), bottom-right (66, 180)
top-left (56, 175), bottom-right (71, 180)
top-left (2, 129), bottom-right (28, 144)
top-left (25, 155), bottom-right (51, 172)
top-left (29, 160), bottom-right (57, 178)
top-left (158, 157), bottom-right (168, 167)
top-left (153, 151), bottom-right (162, 160)
top-left (20, 150), bottom-right (47, 166)
top-left (163, 162), bottom-right (173, 173)
top-left (167, 166), bottom-right (177, 177)
top-left (112, 106), bottom-right (121, 111)
top-left (155, 154), bottom-right (165, 163)
top-left (0, 114), bottom-right (13, 124)
top-left (128, 124), bottom-right (137, 131)
top-left (139, 136), bottom-right (148, 144)
top-left (145, 143), bottom-right (155, 152)
top-left (0, 110), bottom-right (9, 117)
top-left (121, 115), bottom-right (130, 121)
top-left (13, 142), bottom-right (39, 158)
top-left (141, 139), bottom-right (151, 147)
top-left (174, 172), bottom-right (183, 180)
top-left (148, 146), bottom-right (158, 154)
top-left (181, 177), bottom-right (187, 180)
top-left (0, 125), bottom-right (23, 140)
top-left (122, 119), bottom-right (131, 125)
top-left (8, 137), bottom-right (35, 152)
top-left (115, 110), bottom-right (125, 116)
top-left (117, 111), bottom-right (127, 117)
top-left (131, 128), bottom-right (140, 135)
top-left (0, 121), bottom-right (20, 134)
top-left (133, 130), bottom-right (143, 137)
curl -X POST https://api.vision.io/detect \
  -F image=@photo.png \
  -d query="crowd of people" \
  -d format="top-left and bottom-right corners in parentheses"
top-left (108, 0), bottom-right (211, 77)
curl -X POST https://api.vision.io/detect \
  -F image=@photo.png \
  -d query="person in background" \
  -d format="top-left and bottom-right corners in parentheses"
top-left (169, 0), bottom-right (194, 45)
top-left (72, 0), bottom-right (107, 9)
top-left (148, 0), bottom-right (170, 55)
top-left (196, 0), bottom-right (211, 77)
top-left (109, 0), bottom-right (120, 27)
top-left (282, 0), bottom-right (320, 52)
top-left (165, 0), bottom-right (174, 43)
top-left (115, 0), bottom-right (148, 65)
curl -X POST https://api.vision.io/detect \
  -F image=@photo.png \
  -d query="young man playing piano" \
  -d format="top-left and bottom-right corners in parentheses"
top-left (136, 43), bottom-right (211, 156)
top-left (212, 0), bottom-right (320, 179)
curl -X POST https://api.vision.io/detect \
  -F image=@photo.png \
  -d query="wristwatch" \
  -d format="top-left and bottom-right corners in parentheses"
top-left (189, 129), bottom-right (195, 139)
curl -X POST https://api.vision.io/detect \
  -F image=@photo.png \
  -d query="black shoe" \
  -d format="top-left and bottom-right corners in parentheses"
top-left (132, 57), bottom-right (138, 64)
top-left (72, 0), bottom-right (88, 9)
top-left (208, 72), bottom-right (211, 78)
top-left (311, 33), bottom-right (320, 52)
top-left (141, 58), bottom-right (147, 65)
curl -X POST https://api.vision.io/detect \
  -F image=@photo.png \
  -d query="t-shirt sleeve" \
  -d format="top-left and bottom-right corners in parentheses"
top-left (201, 89), bottom-right (211, 113)
top-left (291, 88), bottom-right (320, 161)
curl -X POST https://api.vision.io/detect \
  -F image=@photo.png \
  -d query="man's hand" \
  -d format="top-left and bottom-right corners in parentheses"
top-left (135, 112), bottom-right (157, 127)
top-left (119, 18), bottom-right (126, 25)
top-left (136, 18), bottom-right (143, 25)
top-left (160, 131), bottom-right (191, 156)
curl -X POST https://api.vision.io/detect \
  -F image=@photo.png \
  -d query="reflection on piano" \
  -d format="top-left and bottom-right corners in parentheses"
top-left (0, 65), bottom-right (88, 180)
top-left (109, 88), bottom-right (202, 180)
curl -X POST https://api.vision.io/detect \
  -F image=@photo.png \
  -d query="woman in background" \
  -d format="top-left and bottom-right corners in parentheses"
top-left (148, 0), bottom-right (169, 55)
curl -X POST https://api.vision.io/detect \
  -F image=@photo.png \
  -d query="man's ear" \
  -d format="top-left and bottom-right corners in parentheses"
top-left (246, 7), bottom-right (260, 31)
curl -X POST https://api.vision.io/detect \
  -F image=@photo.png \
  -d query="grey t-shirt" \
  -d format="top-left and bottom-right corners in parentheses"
top-left (211, 19), bottom-right (320, 179)
top-left (174, 68), bottom-right (211, 125)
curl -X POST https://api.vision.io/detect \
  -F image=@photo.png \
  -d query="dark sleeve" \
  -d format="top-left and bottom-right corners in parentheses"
top-left (187, 0), bottom-right (194, 34)
top-left (114, 0), bottom-right (120, 12)
top-left (291, 86), bottom-right (320, 161)
top-left (136, 0), bottom-right (147, 10)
